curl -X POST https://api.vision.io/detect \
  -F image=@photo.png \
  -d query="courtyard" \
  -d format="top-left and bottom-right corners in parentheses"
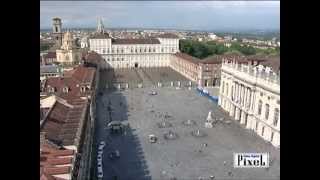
top-left (95, 85), bottom-right (280, 180)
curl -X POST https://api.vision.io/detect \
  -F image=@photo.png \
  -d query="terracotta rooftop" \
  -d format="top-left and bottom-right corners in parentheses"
top-left (43, 166), bottom-right (71, 176)
top-left (256, 55), bottom-right (280, 72)
top-left (84, 51), bottom-right (103, 66)
top-left (174, 52), bottom-right (200, 65)
top-left (158, 33), bottom-right (179, 39)
top-left (90, 32), bottom-right (110, 39)
top-left (112, 38), bottom-right (160, 44)
top-left (40, 137), bottom-right (75, 180)
top-left (43, 65), bottom-right (96, 103)
top-left (221, 53), bottom-right (248, 64)
top-left (201, 55), bottom-right (223, 64)
top-left (44, 52), bottom-right (57, 59)
top-left (40, 98), bottom-right (87, 146)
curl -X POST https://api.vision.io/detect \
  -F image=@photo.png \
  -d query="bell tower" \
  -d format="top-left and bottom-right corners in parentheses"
top-left (52, 17), bottom-right (62, 47)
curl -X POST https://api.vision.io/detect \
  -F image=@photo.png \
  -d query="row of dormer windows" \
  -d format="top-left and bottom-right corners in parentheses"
top-left (47, 86), bottom-right (90, 93)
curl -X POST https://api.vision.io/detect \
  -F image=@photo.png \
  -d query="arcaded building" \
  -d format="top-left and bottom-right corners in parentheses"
top-left (218, 55), bottom-right (280, 147)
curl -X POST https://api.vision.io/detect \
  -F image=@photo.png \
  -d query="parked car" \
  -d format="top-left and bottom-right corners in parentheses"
top-left (97, 154), bottom-right (102, 161)
top-left (97, 150), bottom-right (103, 155)
top-left (97, 166), bottom-right (103, 178)
top-left (99, 141), bottom-right (106, 146)
top-left (98, 141), bottom-right (106, 150)
top-left (97, 159), bottom-right (102, 166)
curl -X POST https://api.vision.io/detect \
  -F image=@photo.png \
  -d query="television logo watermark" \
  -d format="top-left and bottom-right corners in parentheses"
top-left (234, 153), bottom-right (269, 168)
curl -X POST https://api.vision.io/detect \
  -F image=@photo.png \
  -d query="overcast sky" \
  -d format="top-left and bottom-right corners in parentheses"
top-left (40, 1), bottom-right (280, 31)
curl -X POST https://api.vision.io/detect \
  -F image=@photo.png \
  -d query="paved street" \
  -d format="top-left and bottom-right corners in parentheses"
top-left (94, 86), bottom-right (280, 180)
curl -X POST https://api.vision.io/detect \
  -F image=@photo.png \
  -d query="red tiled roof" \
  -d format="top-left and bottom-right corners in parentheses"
top-left (201, 55), bottom-right (223, 64)
top-left (44, 65), bottom-right (96, 103)
top-left (41, 99), bottom-right (87, 146)
top-left (40, 172), bottom-right (56, 180)
top-left (43, 166), bottom-right (71, 175)
top-left (174, 52), bottom-right (200, 65)
top-left (220, 53), bottom-right (248, 63)
top-left (255, 55), bottom-right (280, 72)
top-left (90, 33), bottom-right (110, 39)
top-left (112, 38), bottom-right (160, 44)
top-left (85, 51), bottom-right (103, 65)
top-left (46, 157), bottom-right (73, 165)
top-left (45, 52), bottom-right (57, 59)
top-left (158, 33), bottom-right (179, 39)
top-left (40, 140), bottom-right (75, 179)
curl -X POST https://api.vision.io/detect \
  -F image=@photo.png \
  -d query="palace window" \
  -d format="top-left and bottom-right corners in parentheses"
top-left (153, 48), bottom-right (156, 52)
top-left (131, 48), bottom-right (133, 53)
top-left (48, 87), bottom-right (55, 93)
top-left (161, 48), bottom-right (164, 52)
top-left (135, 49), bottom-right (137, 53)
top-left (261, 126), bottom-right (265, 137)
top-left (258, 100), bottom-right (263, 115)
top-left (273, 108), bottom-right (279, 127)
top-left (270, 132), bottom-right (274, 142)
top-left (226, 83), bottom-right (228, 96)
top-left (255, 122), bottom-right (259, 131)
top-left (63, 87), bottom-right (69, 93)
top-left (222, 82), bottom-right (224, 94)
top-left (80, 86), bottom-right (86, 93)
top-left (149, 48), bottom-right (151, 52)
top-left (121, 49), bottom-right (124, 53)
top-left (265, 104), bottom-right (270, 120)
top-left (144, 48), bottom-right (146, 52)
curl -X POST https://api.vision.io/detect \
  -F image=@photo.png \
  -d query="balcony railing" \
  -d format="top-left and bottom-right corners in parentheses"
top-left (222, 63), bottom-right (280, 86)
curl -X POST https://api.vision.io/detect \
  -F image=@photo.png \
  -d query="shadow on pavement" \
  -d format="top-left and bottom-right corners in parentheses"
top-left (93, 68), bottom-right (151, 180)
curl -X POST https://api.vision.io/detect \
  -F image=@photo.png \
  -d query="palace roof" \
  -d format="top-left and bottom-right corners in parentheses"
top-left (112, 38), bottom-right (160, 45)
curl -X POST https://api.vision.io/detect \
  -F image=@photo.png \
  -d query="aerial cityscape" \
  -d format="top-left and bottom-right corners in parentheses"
top-left (40, 1), bottom-right (280, 180)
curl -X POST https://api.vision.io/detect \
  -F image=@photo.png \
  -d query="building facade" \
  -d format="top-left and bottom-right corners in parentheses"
top-left (218, 57), bottom-right (280, 147)
top-left (169, 53), bottom-right (221, 87)
top-left (56, 31), bottom-right (82, 65)
top-left (89, 19), bottom-right (179, 68)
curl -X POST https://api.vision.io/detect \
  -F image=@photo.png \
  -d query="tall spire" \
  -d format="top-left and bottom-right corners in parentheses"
top-left (97, 17), bottom-right (105, 34)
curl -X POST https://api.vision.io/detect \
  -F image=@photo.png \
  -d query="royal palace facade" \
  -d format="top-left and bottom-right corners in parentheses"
top-left (89, 19), bottom-right (179, 69)
top-left (218, 56), bottom-right (280, 147)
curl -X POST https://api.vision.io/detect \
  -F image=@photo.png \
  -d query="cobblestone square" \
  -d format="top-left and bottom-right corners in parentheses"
top-left (95, 87), bottom-right (280, 180)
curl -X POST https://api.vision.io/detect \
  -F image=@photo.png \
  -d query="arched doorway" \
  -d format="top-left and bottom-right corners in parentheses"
top-left (134, 62), bottom-right (138, 68)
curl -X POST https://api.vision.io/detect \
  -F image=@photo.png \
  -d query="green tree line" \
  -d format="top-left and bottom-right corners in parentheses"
top-left (179, 40), bottom-right (280, 59)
